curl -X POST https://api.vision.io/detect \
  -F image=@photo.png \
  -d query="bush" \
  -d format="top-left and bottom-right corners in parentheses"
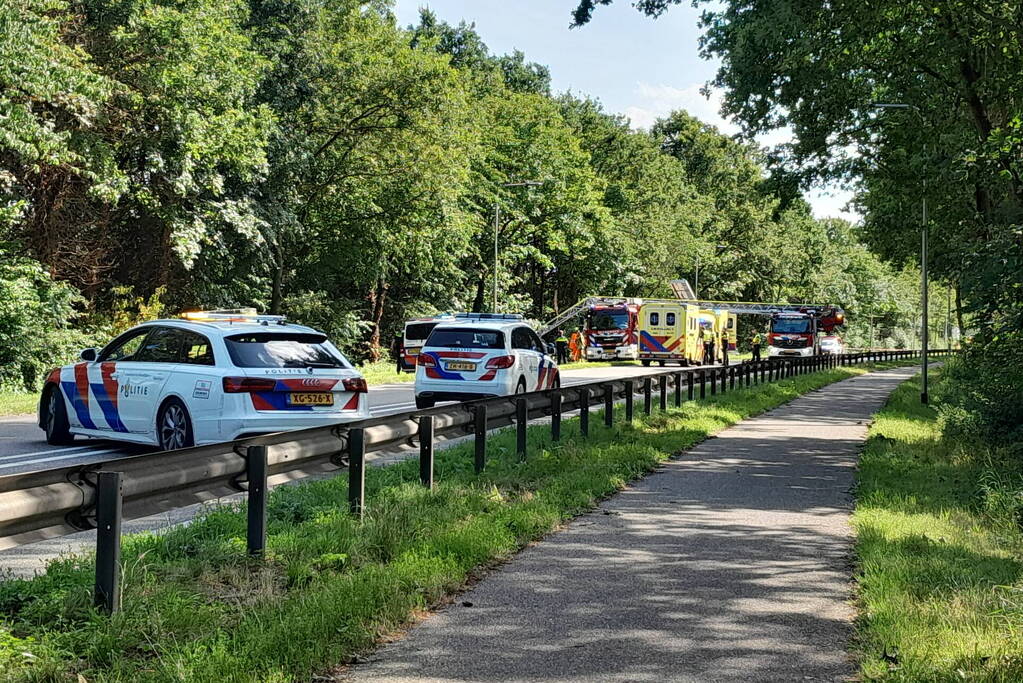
top-left (937, 340), bottom-right (1023, 445)
top-left (0, 251), bottom-right (90, 391)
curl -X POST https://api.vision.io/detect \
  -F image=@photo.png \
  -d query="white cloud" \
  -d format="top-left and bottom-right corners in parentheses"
top-left (625, 80), bottom-right (860, 222)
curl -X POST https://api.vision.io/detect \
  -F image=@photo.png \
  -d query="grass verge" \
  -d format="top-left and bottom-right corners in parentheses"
top-left (853, 369), bottom-right (1023, 680)
top-left (0, 360), bottom-right (910, 681)
top-left (0, 393), bottom-right (36, 417)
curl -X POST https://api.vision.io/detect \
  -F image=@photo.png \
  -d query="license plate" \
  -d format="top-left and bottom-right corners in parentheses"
top-left (446, 361), bottom-right (476, 371)
top-left (408, 348), bottom-right (419, 355)
top-left (287, 392), bottom-right (334, 406)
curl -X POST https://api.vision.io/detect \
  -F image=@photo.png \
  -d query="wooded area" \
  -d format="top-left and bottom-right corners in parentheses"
top-left (3, 0), bottom-right (931, 394)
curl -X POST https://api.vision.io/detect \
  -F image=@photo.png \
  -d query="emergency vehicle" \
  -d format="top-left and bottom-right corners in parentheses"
top-left (398, 314), bottom-right (456, 372)
top-left (584, 300), bottom-right (642, 361)
top-left (638, 302), bottom-right (702, 366)
top-left (414, 314), bottom-right (559, 408)
top-left (37, 310), bottom-right (370, 450)
top-left (767, 307), bottom-right (845, 357)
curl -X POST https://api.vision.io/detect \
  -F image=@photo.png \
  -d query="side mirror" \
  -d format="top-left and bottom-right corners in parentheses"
top-left (546, 343), bottom-right (556, 356)
top-left (79, 348), bottom-right (97, 362)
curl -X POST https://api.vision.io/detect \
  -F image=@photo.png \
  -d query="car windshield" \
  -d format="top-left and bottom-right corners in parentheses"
top-left (225, 333), bottom-right (349, 368)
top-left (427, 327), bottom-right (504, 349)
top-left (772, 318), bottom-right (811, 334)
top-left (589, 310), bottom-right (629, 330)
top-left (405, 322), bottom-right (440, 342)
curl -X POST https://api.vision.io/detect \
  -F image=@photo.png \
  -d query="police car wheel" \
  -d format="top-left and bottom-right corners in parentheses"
top-left (43, 386), bottom-right (74, 446)
top-left (641, 360), bottom-right (651, 367)
top-left (415, 396), bottom-right (435, 409)
top-left (158, 399), bottom-right (194, 451)
top-left (515, 378), bottom-right (527, 394)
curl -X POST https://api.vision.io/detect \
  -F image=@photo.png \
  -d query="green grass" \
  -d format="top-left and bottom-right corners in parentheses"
top-left (0, 393), bottom-right (37, 417)
top-left (0, 360), bottom-right (911, 682)
top-left (853, 370), bottom-right (1023, 681)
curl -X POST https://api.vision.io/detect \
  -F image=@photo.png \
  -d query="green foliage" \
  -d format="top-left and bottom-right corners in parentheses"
top-left (0, 251), bottom-right (89, 391)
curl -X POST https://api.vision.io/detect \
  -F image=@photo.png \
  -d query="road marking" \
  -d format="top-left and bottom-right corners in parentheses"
top-left (0, 443), bottom-right (107, 461)
top-left (0, 448), bottom-right (123, 471)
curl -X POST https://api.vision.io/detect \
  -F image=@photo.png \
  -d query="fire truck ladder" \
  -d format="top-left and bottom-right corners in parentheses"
top-left (538, 297), bottom-right (640, 337)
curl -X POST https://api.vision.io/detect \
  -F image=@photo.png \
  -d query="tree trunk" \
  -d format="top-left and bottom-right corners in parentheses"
top-left (270, 242), bottom-right (284, 314)
top-left (366, 275), bottom-right (388, 362)
top-left (955, 280), bottom-right (964, 340)
top-left (472, 271), bottom-right (486, 313)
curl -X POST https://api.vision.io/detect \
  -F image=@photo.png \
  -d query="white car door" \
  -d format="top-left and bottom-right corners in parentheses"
top-left (529, 328), bottom-right (558, 390)
top-left (116, 326), bottom-right (176, 435)
top-left (511, 327), bottom-right (542, 391)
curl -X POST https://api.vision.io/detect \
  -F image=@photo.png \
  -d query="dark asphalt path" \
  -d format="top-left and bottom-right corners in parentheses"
top-left (350, 366), bottom-right (918, 683)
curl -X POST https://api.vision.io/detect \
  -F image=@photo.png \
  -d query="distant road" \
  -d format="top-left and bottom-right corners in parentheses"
top-left (0, 363), bottom-right (700, 475)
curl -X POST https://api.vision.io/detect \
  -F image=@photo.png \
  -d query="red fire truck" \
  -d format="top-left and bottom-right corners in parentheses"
top-left (584, 300), bottom-right (642, 361)
top-left (767, 307), bottom-right (845, 357)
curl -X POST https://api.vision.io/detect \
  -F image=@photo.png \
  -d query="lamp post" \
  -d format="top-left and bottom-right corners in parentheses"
top-left (871, 102), bottom-right (929, 404)
top-left (494, 180), bottom-right (543, 312)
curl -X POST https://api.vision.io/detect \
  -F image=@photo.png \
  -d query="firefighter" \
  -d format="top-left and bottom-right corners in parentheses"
top-left (750, 330), bottom-right (762, 362)
top-left (569, 329), bottom-right (582, 362)
top-left (391, 330), bottom-right (404, 374)
top-left (702, 325), bottom-right (716, 364)
top-left (555, 330), bottom-right (570, 365)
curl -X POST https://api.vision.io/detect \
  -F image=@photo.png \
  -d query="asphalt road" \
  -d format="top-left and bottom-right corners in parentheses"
top-left (0, 363), bottom-right (689, 476)
top-left (350, 366), bottom-right (919, 682)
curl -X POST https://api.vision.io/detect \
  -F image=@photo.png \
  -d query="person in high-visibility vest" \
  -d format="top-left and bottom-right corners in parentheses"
top-left (392, 331), bottom-right (404, 374)
top-left (555, 330), bottom-right (569, 365)
top-left (750, 331), bottom-right (762, 362)
top-left (703, 326), bottom-right (716, 364)
top-left (568, 330), bottom-right (582, 362)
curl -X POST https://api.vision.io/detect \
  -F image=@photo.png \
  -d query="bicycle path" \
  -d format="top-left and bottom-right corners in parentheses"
top-left (350, 366), bottom-right (918, 682)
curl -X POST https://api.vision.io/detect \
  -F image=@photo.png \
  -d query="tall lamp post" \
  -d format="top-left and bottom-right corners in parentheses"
top-left (872, 102), bottom-right (929, 404)
top-left (494, 180), bottom-right (543, 312)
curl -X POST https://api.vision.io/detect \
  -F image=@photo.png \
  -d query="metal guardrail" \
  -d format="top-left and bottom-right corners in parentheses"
top-left (0, 349), bottom-right (951, 611)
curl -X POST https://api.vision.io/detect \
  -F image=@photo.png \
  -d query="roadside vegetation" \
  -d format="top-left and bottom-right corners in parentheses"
top-left (853, 368), bottom-right (1023, 680)
top-left (0, 394), bottom-right (37, 418)
top-left (0, 361), bottom-right (909, 681)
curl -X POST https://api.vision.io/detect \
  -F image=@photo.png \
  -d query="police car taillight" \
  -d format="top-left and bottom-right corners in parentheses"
top-left (485, 355), bottom-right (515, 369)
top-left (419, 355), bottom-right (437, 368)
top-left (223, 377), bottom-right (276, 393)
top-left (342, 378), bottom-right (367, 393)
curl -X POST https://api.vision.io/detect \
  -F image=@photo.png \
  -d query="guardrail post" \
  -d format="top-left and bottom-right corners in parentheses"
top-left (349, 428), bottom-right (365, 519)
top-left (710, 368), bottom-right (717, 395)
top-left (579, 388), bottom-right (590, 436)
top-left (700, 370), bottom-right (707, 398)
top-left (659, 375), bottom-right (667, 411)
top-left (604, 384), bottom-right (614, 427)
top-left (551, 392), bottom-right (562, 441)
top-left (474, 406), bottom-right (487, 472)
top-left (516, 398), bottom-right (528, 458)
top-left (720, 367), bottom-right (727, 394)
top-left (625, 381), bottom-right (634, 422)
top-left (687, 372), bottom-right (694, 400)
top-left (674, 373), bottom-right (682, 407)
top-left (729, 366), bottom-right (736, 390)
top-left (94, 471), bottom-right (122, 614)
top-left (419, 415), bottom-right (434, 489)
top-left (746, 363), bottom-right (752, 387)
top-left (247, 445), bottom-right (268, 557)
top-left (643, 378), bottom-right (652, 414)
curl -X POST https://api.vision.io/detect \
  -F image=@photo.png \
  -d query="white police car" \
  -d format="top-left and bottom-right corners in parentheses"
top-left (38, 310), bottom-right (370, 450)
top-left (414, 314), bottom-right (560, 408)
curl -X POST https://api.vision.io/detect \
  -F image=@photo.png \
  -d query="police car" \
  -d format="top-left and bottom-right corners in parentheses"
top-left (38, 310), bottom-right (370, 450)
top-left (414, 314), bottom-right (560, 408)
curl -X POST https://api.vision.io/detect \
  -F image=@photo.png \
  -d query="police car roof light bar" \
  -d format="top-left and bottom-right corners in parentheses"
top-left (453, 312), bottom-right (524, 321)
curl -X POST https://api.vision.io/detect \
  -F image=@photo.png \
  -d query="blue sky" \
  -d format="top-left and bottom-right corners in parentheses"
top-left (393, 0), bottom-right (856, 221)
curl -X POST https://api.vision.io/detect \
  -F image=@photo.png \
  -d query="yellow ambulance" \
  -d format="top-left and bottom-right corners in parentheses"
top-left (638, 302), bottom-right (701, 366)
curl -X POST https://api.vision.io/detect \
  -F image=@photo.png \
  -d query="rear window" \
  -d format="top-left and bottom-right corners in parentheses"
top-left (426, 327), bottom-right (504, 350)
top-left (225, 333), bottom-right (349, 368)
top-left (405, 322), bottom-right (439, 341)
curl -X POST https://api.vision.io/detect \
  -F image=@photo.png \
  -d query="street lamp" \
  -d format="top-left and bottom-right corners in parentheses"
top-left (694, 244), bottom-right (729, 299)
top-left (494, 180), bottom-right (543, 312)
top-left (871, 102), bottom-right (929, 404)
